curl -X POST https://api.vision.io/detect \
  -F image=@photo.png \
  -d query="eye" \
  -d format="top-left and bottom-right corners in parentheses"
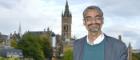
top-left (84, 16), bottom-right (92, 21)
top-left (86, 18), bottom-right (92, 21)
top-left (96, 17), bottom-right (103, 20)
top-left (84, 16), bottom-right (91, 19)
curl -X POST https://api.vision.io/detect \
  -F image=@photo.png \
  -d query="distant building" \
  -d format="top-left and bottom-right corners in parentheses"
top-left (10, 23), bottom-right (22, 42)
top-left (132, 49), bottom-right (140, 53)
top-left (55, 35), bottom-right (63, 57)
top-left (0, 33), bottom-right (9, 47)
top-left (117, 35), bottom-right (140, 60)
top-left (10, 31), bottom-right (21, 42)
top-left (128, 43), bottom-right (132, 60)
top-left (0, 47), bottom-right (23, 58)
top-left (23, 28), bottom-right (64, 58)
top-left (0, 32), bottom-right (23, 58)
top-left (23, 28), bottom-right (55, 45)
top-left (61, 0), bottom-right (72, 42)
top-left (0, 33), bottom-right (8, 41)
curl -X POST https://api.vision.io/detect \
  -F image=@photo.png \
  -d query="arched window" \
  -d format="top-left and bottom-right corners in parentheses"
top-left (64, 25), bottom-right (68, 32)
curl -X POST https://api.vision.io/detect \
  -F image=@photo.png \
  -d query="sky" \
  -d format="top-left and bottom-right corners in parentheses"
top-left (0, 0), bottom-right (140, 49)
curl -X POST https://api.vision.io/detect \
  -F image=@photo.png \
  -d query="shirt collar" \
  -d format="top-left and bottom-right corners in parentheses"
top-left (86, 33), bottom-right (105, 45)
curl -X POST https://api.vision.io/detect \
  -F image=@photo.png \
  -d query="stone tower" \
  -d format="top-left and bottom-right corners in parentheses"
top-left (128, 43), bottom-right (132, 60)
top-left (118, 35), bottom-right (122, 41)
top-left (61, 0), bottom-right (72, 42)
top-left (118, 35), bottom-right (132, 60)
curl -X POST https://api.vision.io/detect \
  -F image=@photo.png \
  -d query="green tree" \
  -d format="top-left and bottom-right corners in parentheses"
top-left (39, 34), bottom-right (52, 58)
top-left (63, 47), bottom-right (73, 60)
top-left (132, 53), bottom-right (140, 60)
top-left (17, 32), bottom-right (45, 60)
top-left (10, 38), bottom-right (17, 48)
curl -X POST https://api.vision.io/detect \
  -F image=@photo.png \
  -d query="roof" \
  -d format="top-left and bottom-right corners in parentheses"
top-left (24, 31), bottom-right (55, 37)
top-left (0, 48), bottom-right (23, 58)
top-left (0, 34), bottom-right (8, 40)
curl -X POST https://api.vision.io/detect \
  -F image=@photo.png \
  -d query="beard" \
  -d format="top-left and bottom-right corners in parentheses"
top-left (87, 23), bottom-right (101, 33)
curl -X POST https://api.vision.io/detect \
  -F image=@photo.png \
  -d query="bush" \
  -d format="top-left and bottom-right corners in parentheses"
top-left (63, 47), bottom-right (73, 60)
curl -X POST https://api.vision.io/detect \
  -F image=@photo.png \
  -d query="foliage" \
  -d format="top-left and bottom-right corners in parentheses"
top-left (16, 32), bottom-right (52, 60)
top-left (0, 57), bottom-right (20, 60)
top-left (132, 53), bottom-right (140, 60)
top-left (39, 34), bottom-right (52, 58)
top-left (10, 38), bottom-right (17, 48)
top-left (63, 46), bottom-right (73, 60)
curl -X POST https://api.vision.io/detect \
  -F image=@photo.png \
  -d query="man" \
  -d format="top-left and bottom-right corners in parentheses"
top-left (73, 5), bottom-right (128, 60)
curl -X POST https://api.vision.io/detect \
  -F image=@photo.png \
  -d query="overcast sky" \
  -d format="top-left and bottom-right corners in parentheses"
top-left (0, 0), bottom-right (140, 49)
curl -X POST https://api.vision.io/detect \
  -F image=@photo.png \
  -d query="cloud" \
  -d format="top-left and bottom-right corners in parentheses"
top-left (0, 0), bottom-right (64, 34)
top-left (103, 21), bottom-right (140, 49)
top-left (0, 0), bottom-right (140, 49)
top-left (92, 0), bottom-right (140, 17)
top-left (0, 0), bottom-right (20, 9)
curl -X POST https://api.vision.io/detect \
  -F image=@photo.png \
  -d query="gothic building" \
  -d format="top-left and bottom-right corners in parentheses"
top-left (0, 33), bottom-right (8, 47)
top-left (128, 43), bottom-right (132, 60)
top-left (61, 0), bottom-right (72, 42)
top-left (118, 35), bottom-right (132, 60)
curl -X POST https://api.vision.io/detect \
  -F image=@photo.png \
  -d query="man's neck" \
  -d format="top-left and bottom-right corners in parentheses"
top-left (88, 32), bottom-right (101, 42)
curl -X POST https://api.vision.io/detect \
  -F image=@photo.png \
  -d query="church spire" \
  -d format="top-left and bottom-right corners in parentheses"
top-left (118, 35), bottom-right (122, 41)
top-left (128, 42), bottom-right (132, 48)
top-left (61, 0), bottom-right (72, 42)
top-left (63, 0), bottom-right (71, 17)
top-left (65, 0), bottom-right (69, 11)
top-left (61, 11), bottom-right (63, 17)
top-left (18, 22), bottom-right (22, 37)
top-left (18, 23), bottom-right (21, 34)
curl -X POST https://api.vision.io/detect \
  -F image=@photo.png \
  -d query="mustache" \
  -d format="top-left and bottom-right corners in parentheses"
top-left (88, 23), bottom-right (100, 26)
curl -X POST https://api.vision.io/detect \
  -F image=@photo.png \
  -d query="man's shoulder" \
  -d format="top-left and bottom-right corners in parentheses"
top-left (73, 36), bottom-right (86, 45)
top-left (105, 35), bottom-right (126, 47)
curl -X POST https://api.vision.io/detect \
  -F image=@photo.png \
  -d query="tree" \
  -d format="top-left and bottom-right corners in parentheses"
top-left (39, 34), bottom-right (52, 58)
top-left (10, 38), bottom-right (17, 48)
top-left (63, 46), bottom-right (73, 60)
top-left (17, 32), bottom-right (45, 60)
top-left (16, 32), bottom-right (52, 60)
top-left (132, 53), bottom-right (140, 60)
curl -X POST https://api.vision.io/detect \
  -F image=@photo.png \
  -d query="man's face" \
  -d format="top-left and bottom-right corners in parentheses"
top-left (83, 10), bottom-right (103, 33)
